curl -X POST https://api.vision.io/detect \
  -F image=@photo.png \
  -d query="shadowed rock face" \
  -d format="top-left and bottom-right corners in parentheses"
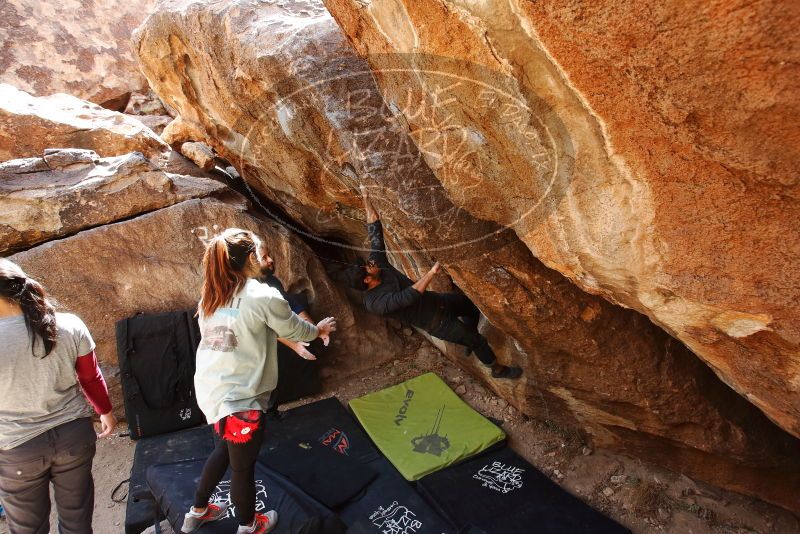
top-left (133, 0), bottom-right (800, 510)
top-left (0, 0), bottom-right (157, 109)
top-left (0, 84), bottom-right (169, 161)
top-left (321, 0), bottom-right (800, 440)
top-left (0, 149), bottom-right (226, 255)
top-left (10, 196), bottom-right (403, 413)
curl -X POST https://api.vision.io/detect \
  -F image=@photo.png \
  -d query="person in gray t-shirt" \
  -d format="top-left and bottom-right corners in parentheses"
top-left (0, 258), bottom-right (116, 534)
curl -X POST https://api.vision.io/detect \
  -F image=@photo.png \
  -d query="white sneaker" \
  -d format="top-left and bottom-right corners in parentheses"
top-left (180, 502), bottom-right (228, 532)
top-left (236, 510), bottom-right (278, 533)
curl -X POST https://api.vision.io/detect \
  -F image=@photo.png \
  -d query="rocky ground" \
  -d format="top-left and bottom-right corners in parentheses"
top-left (1, 333), bottom-right (797, 534)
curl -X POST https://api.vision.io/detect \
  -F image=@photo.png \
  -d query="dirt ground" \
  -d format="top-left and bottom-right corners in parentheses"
top-left (2, 334), bottom-right (798, 533)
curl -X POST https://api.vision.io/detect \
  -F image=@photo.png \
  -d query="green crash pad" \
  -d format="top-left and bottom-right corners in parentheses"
top-left (349, 372), bottom-right (506, 481)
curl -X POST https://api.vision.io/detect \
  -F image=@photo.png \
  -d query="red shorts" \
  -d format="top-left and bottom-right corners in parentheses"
top-left (214, 410), bottom-right (263, 443)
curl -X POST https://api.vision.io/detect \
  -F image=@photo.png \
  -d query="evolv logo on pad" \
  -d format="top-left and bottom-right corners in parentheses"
top-left (394, 389), bottom-right (415, 426)
top-left (410, 405), bottom-right (449, 456)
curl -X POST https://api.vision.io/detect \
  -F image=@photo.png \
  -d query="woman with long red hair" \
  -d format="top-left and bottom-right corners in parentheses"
top-left (182, 228), bottom-right (336, 534)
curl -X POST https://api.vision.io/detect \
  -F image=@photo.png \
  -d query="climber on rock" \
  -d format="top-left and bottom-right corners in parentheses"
top-left (347, 185), bottom-right (522, 380)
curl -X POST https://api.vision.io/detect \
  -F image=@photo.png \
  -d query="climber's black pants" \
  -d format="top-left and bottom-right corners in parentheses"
top-left (427, 293), bottom-right (497, 366)
top-left (193, 413), bottom-right (265, 525)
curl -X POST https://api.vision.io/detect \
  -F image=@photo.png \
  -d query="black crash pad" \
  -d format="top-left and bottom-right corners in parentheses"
top-left (125, 425), bottom-right (216, 534)
top-left (116, 310), bottom-right (205, 440)
top-left (417, 447), bottom-right (631, 534)
top-left (339, 457), bottom-right (456, 534)
top-left (259, 438), bottom-right (377, 509)
top-left (263, 397), bottom-right (380, 464)
top-left (146, 459), bottom-right (333, 533)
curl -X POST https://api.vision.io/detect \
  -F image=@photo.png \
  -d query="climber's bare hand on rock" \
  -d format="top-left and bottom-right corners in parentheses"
top-left (361, 185), bottom-right (379, 223)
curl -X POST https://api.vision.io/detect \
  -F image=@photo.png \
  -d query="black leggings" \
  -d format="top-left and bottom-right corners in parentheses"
top-left (193, 414), bottom-right (265, 526)
top-left (428, 293), bottom-right (497, 366)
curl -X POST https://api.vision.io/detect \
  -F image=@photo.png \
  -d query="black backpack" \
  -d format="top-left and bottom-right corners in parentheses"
top-left (116, 310), bottom-right (205, 439)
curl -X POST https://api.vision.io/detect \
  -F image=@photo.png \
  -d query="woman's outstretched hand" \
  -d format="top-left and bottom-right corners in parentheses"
top-left (316, 316), bottom-right (337, 346)
top-left (287, 340), bottom-right (317, 360)
top-left (98, 411), bottom-right (117, 438)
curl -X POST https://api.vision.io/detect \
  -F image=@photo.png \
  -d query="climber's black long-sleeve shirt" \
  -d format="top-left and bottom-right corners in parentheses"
top-left (362, 221), bottom-right (440, 330)
top-left (258, 273), bottom-right (307, 315)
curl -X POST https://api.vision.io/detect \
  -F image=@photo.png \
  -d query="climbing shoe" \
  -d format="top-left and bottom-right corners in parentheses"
top-left (491, 365), bottom-right (522, 379)
top-left (181, 502), bottom-right (228, 532)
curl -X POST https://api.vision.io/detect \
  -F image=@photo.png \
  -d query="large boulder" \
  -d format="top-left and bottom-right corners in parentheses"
top-left (0, 148), bottom-right (227, 255)
top-left (10, 196), bottom-right (403, 413)
top-left (123, 90), bottom-right (173, 135)
top-left (0, 0), bottom-right (158, 109)
top-left (133, 0), bottom-right (800, 510)
top-left (321, 0), bottom-right (800, 439)
top-left (0, 84), bottom-right (169, 161)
